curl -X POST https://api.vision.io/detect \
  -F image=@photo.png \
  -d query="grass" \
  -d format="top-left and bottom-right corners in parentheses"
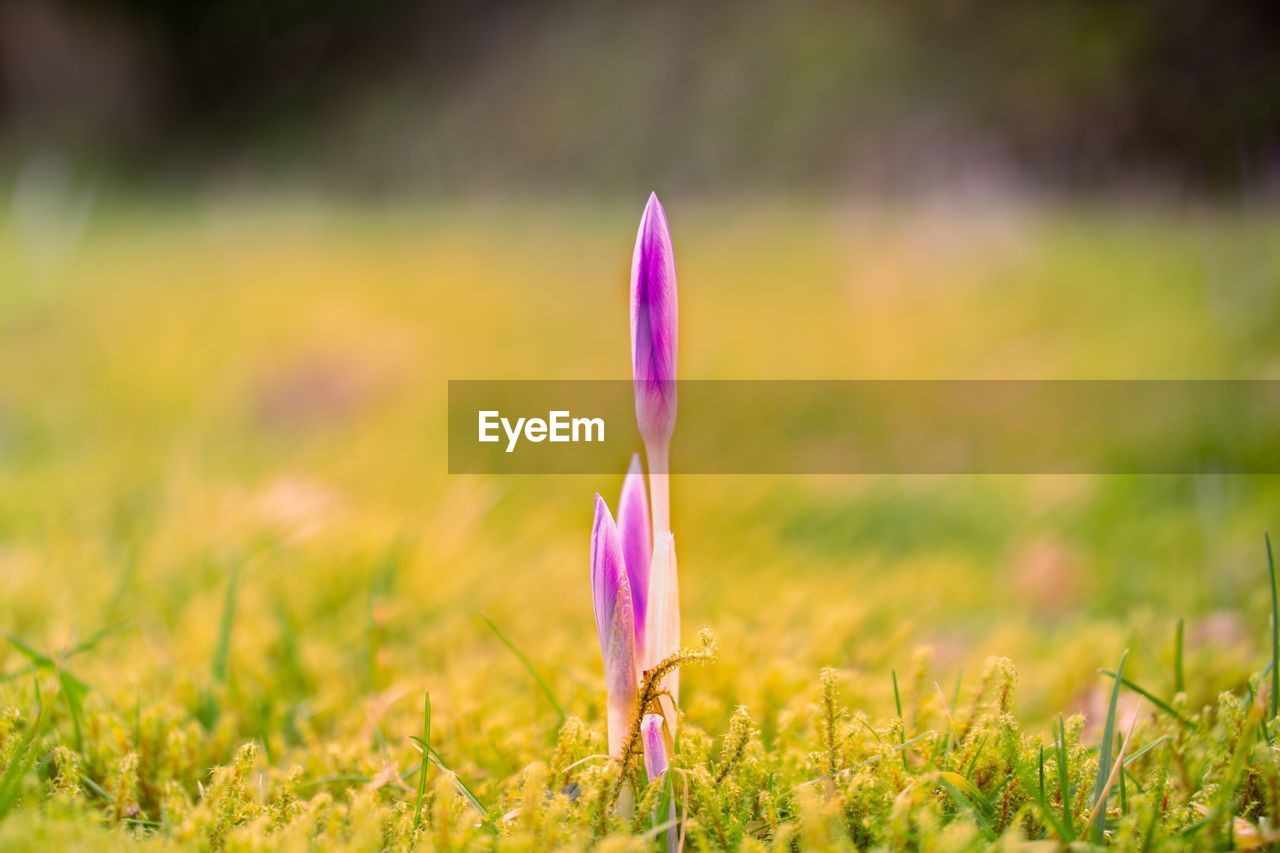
top-left (1089, 649), bottom-right (1127, 844)
top-left (479, 615), bottom-right (566, 725)
top-left (1267, 532), bottom-right (1278, 719)
top-left (0, 197), bottom-right (1278, 848)
top-left (412, 691), bottom-right (430, 833)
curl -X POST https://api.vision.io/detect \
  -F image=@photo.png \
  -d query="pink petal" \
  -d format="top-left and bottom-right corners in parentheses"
top-left (591, 495), bottom-right (638, 756)
top-left (618, 453), bottom-right (651, 654)
top-left (641, 714), bottom-right (669, 782)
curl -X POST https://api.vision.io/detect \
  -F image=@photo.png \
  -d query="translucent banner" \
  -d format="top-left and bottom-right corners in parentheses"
top-left (448, 380), bottom-right (1280, 474)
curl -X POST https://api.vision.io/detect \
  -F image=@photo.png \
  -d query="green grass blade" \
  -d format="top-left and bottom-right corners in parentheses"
top-left (654, 760), bottom-right (675, 846)
top-left (80, 775), bottom-right (111, 801)
top-left (480, 615), bottom-right (566, 723)
top-left (1090, 649), bottom-right (1128, 843)
top-left (1056, 715), bottom-right (1075, 838)
top-left (65, 622), bottom-right (131, 660)
top-left (1038, 745), bottom-right (1045, 803)
top-left (197, 565), bottom-right (239, 729)
top-left (1119, 757), bottom-right (1127, 814)
top-left (963, 734), bottom-right (988, 780)
top-left (1122, 735), bottom-right (1169, 769)
top-left (1033, 743), bottom-right (1069, 841)
top-left (892, 669), bottom-right (908, 770)
top-left (5, 635), bottom-right (98, 752)
top-left (937, 771), bottom-right (996, 839)
top-left (212, 565), bottom-right (239, 685)
top-left (1033, 797), bottom-right (1070, 842)
top-left (410, 736), bottom-right (488, 817)
top-left (413, 690), bottom-right (431, 833)
top-left (1174, 617), bottom-right (1185, 695)
top-left (4, 636), bottom-right (54, 669)
top-left (59, 671), bottom-right (89, 752)
top-left (1268, 532), bottom-right (1278, 720)
top-left (1122, 767), bottom-right (1146, 795)
top-left (1029, 737), bottom-right (1070, 835)
top-left (3, 624), bottom-right (125, 684)
top-left (1099, 670), bottom-right (1194, 728)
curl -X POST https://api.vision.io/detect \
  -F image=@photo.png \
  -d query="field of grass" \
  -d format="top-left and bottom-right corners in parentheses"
top-left (1, 197), bottom-right (1279, 849)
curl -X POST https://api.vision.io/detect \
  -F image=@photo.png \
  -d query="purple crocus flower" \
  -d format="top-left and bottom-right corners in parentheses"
top-left (643, 711), bottom-right (676, 852)
top-left (617, 453), bottom-right (651, 656)
top-left (589, 195), bottom-right (685, 809)
top-left (630, 193), bottom-right (682, 730)
top-left (591, 495), bottom-right (638, 759)
top-left (630, 192), bottom-right (678, 446)
top-left (630, 192), bottom-right (678, 536)
top-left (641, 713), bottom-right (669, 782)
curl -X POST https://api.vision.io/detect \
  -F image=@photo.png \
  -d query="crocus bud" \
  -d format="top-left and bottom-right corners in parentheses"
top-left (591, 495), bottom-right (638, 758)
top-left (641, 714), bottom-right (669, 783)
top-left (631, 192), bottom-right (678, 451)
top-left (618, 453), bottom-right (651, 655)
top-left (643, 711), bottom-right (677, 853)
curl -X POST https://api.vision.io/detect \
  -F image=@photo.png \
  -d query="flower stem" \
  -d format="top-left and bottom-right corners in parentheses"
top-left (645, 440), bottom-right (670, 538)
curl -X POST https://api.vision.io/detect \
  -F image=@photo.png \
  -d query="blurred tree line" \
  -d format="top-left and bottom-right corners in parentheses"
top-left (1, 0), bottom-right (1277, 192)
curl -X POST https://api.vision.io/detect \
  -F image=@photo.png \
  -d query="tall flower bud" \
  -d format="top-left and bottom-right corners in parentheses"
top-left (617, 453), bottom-right (652, 655)
top-left (630, 192), bottom-right (678, 537)
top-left (590, 495), bottom-right (638, 758)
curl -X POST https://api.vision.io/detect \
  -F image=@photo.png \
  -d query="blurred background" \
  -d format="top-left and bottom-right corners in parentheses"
top-left (3, 0), bottom-right (1280, 196)
top-left (1, 0), bottom-right (1280, 804)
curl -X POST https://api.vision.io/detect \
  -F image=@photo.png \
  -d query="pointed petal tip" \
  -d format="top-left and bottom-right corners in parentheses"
top-left (642, 192), bottom-right (668, 230)
top-left (641, 713), bottom-right (664, 742)
top-left (627, 452), bottom-right (643, 475)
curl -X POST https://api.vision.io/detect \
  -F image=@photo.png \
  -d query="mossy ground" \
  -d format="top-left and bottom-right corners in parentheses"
top-left (1, 199), bottom-right (1279, 849)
